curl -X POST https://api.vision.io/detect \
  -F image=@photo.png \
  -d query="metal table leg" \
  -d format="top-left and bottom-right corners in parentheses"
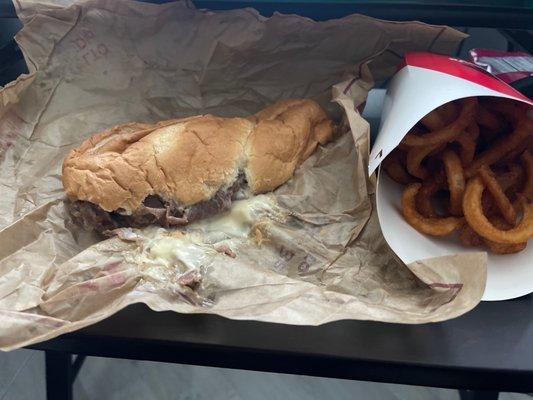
top-left (45, 351), bottom-right (86, 400)
top-left (45, 350), bottom-right (73, 400)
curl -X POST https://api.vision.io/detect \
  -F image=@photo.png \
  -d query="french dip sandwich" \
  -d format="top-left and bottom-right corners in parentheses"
top-left (62, 99), bottom-right (334, 233)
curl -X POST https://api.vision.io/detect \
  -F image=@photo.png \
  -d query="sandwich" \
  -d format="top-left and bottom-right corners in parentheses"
top-left (62, 99), bottom-right (334, 233)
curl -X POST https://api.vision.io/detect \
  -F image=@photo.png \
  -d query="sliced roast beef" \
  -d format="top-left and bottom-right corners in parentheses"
top-left (185, 172), bottom-right (246, 222)
top-left (67, 173), bottom-right (247, 233)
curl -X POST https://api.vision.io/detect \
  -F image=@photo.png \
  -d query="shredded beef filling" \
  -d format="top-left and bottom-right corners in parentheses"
top-left (68, 173), bottom-right (247, 233)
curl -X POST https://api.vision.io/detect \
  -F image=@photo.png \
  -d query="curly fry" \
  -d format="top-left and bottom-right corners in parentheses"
top-left (439, 102), bottom-right (459, 125)
top-left (454, 122), bottom-right (479, 167)
top-left (483, 98), bottom-right (528, 126)
top-left (402, 183), bottom-right (463, 236)
top-left (416, 180), bottom-right (442, 218)
top-left (393, 96), bottom-right (531, 254)
top-left (398, 125), bottom-right (425, 151)
top-left (401, 98), bottom-right (477, 147)
top-left (463, 177), bottom-right (533, 244)
top-left (497, 136), bottom-right (533, 167)
top-left (420, 102), bottom-right (458, 131)
top-left (458, 224), bottom-right (483, 247)
top-left (383, 150), bottom-right (415, 185)
top-left (495, 163), bottom-right (524, 193)
top-left (406, 143), bottom-right (443, 179)
top-left (478, 165), bottom-right (517, 225)
top-left (522, 150), bottom-right (533, 201)
top-left (420, 109), bottom-right (447, 131)
top-left (482, 216), bottom-right (527, 254)
top-left (465, 117), bottom-right (533, 178)
top-left (485, 240), bottom-right (527, 254)
top-left (476, 103), bottom-right (504, 133)
top-left (482, 164), bottom-right (524, 217)
top-left (442, 150), bottom-right (465, 216)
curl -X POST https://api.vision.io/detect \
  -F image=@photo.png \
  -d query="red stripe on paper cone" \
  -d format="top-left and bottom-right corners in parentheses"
top-left (398, 52), bottom-right (532, 104)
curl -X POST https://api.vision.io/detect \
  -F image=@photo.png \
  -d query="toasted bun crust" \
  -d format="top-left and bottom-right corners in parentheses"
top-left (62, 99), bottom-right (333, 213)
top-left (246, 99), bottom-right (334, 193)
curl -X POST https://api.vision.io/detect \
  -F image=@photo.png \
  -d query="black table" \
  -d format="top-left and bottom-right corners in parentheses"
top-left (31, 296), bottom-right (533, 400)
top-left (194, 0), bottom-right (533, 29)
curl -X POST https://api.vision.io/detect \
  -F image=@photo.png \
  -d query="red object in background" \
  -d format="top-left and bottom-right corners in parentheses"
top-left (469, 48), bottom-right (533, 84)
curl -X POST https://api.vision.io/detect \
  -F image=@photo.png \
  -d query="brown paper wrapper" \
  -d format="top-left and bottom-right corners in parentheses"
top-left (0, 0), bottom-right (485, 351)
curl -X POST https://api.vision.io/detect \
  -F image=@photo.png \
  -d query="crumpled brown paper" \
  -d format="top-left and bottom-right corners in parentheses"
top-left (0, 0), bottom-right (485, 351)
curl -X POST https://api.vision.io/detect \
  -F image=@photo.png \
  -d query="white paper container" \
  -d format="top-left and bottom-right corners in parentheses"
top-left (369, 52), bottom-right (533, 301)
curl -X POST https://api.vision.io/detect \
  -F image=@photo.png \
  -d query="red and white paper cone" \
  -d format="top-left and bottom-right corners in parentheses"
top-left (369, 52), bottom-right (533, 301)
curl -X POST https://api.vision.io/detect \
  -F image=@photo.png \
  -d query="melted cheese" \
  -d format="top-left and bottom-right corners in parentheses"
top-left (136, 194), bottom-right (281, 269)
top-left (149, 236), bottom-right (211, 269)
top-left (192, 196), bottom-right (266, 237)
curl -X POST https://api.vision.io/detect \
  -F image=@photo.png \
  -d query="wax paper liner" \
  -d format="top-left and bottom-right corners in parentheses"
top-left (0, 0), bottom-right (484, 351)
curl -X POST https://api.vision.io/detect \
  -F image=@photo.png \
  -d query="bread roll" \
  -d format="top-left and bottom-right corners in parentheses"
top-left (62, 99), bottom-right (334, 230)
